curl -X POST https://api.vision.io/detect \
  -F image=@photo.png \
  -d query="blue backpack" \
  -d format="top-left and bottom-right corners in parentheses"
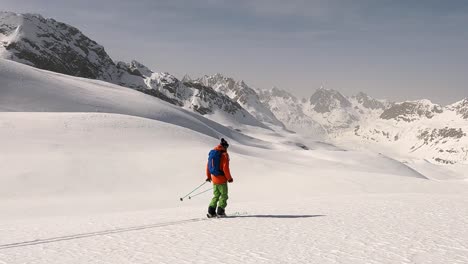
top-left (208, 149), bottom-right (224, 176)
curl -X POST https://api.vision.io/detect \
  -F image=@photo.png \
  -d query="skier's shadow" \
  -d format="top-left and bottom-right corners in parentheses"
top-left (227, 214), bottom-right (325, 219)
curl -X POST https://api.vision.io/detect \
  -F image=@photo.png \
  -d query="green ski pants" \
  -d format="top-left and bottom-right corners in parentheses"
top-left (209, 183), bottom-right (229, 209)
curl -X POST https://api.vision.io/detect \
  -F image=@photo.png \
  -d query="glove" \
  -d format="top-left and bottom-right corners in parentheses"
top-left (228, 178), bottom-right (233, 183)
top-left (206, 178), bottom-right (211, 182)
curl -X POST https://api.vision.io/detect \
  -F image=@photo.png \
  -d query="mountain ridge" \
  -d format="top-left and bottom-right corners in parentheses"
top-left (0, 11), bottom-right (268, 129)
top-left (0, 11), bottom-right (466, 165)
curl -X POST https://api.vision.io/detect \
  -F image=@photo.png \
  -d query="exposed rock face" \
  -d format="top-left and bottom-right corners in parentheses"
top-left (353, 92), bottom-right (386, 110)
top-left (0, 12), bottom-right (116, 80)
top-left (309, 88), bottom-right (351, 113)
top-left (418, 127), bottom-right (466, 144)
top-left (193, 74), bottom-right (285, 127)
top-left (304, 88), bottom-right (361, 132)
top-left (449, 98), bottom-right (468, 119)
top-left (183, 82), bottom-right (247, 116)
top-left (380, 100), bottom-right (443, 122)
top-left (268, 87), bottom-right (298, 101)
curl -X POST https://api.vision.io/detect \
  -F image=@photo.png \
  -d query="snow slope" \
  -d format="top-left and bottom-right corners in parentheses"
top-left (1, 58), bottom-right (468, 263)
top-left (0, 58), bottom-right (268, 147)
top-left (0, 112), bottom-right (467, 264)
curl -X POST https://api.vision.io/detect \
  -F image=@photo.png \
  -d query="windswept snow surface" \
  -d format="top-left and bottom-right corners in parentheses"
top-left (1, 113), bottom-right (467, 264)
top-left (0, 60), bottom-right (467, 264)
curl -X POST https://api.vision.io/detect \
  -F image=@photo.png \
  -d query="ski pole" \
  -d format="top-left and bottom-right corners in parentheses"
top-left (188, 188), bottom-right (213, 200)
top-left (180, 181), bottom-right (208, 201)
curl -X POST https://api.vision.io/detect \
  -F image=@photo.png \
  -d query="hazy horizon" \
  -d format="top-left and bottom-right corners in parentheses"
top-left (2, 0), bottom-right (468, 104)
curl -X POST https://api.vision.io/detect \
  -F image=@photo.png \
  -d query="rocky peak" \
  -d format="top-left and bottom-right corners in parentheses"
top-left (181, 74), bottom-right (193, 82)
top-left (127, 60), bottom-right (153, 77)
top-left (448, 98), bottom-right (468, 119)
top-left (0, 12), bottom-right (116, 81)
top-left (309, 88), bottom-right (351, 113)
top-left (197, 73), bottom-right (236, 93)
top-left (380, 99), bottom-right (443, 122)
top-left (195, 74), bottom-right (258, 100)
top-left (353, 92), bottom-right (386, 110)
top-left (258, 87), bottom-right (299, 106)
top-left (270, 87), bottom-right (297, 100)
top-left (116, 60), bottom-right (154, 78)
top-left (193, 74), bottom-right (285, 127)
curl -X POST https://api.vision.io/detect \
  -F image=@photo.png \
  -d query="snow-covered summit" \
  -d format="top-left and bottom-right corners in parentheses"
top-left (0, 11), bottom-right (116, 80)
top-left (259, 85), bottom-right (467, 164)
top-left (352, 92), bottom-right (388, 110)
top-left (125, 60), bottom-right (155, 77)
top-left (193, 73), bottom-right (285, 128)
top-left (339, 97), bottom-right (467, 165)
top-left (448, 98), bottom-right (468, 119)
top-left (268, 86), bottom-right (299, 101)
top-left (258, 87), bottom-right (327, 138)
top-left (309, 88), bottom-right (352, 113)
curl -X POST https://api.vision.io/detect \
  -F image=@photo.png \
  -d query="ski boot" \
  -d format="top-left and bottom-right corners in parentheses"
top-left (207, 206), bottom-right (217, 218)
top-left (216, 207), bottom-right (226, 217)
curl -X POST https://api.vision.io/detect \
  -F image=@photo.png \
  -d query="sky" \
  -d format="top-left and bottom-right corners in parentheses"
top-left (2, 0), bottom-right (468, 104)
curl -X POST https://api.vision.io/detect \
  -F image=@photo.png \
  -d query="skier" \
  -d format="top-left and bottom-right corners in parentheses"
top-left (206, 138), bottom-right (233, 217)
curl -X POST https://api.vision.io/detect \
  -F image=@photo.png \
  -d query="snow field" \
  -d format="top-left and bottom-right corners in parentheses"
top-left (0, 112), bottom-right (467, 263)
top-left (0, 58), bottom-right (467, 263)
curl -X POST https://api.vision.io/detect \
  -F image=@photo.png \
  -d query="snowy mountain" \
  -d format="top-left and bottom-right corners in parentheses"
top-left (258, 87), bottom-right (327, 138)
top-left (0, 11), bottom-right (266, 128)
top-left (352, 91), bottom-right (388, 110)
top-left (259, 87), bottom-right (381, 136)
top-left (448, 98), bottom-right (468, 119)
top-left (192, 74), bottom-right (285, 128)
top-left (0, 11), bottom-right (466, 165)
top-left (337, 98), bottom-right (467, 165)
top-left (260, 86), bottom-right (467, 165)
top-left (0, 12), bottom-right (116, 80)
top-left (303, 88), bottom-right (361, 132)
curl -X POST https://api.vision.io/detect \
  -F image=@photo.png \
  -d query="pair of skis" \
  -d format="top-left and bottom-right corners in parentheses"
top-left (207, 213), bottom-right (227, 218)
top-left (206, 212), bottom-right (245, 218)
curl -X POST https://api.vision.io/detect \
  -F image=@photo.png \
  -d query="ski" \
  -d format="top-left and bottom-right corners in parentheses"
top-left (206, 212), bottom-right (247, 218)
top-left (206, 213), bottom-right (217, 218)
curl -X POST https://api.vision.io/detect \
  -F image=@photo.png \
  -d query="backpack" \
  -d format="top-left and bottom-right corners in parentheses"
top-left (208, 149), bottom-right (224, 176)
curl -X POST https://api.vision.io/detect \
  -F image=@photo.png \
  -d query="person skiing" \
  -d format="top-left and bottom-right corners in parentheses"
top-left (206, 138), bottom-right (233, 217)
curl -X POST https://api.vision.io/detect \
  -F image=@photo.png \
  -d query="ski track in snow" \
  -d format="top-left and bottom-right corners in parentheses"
top-left (1, 195), bottom-right (467, 264)
top-left (0, 112), bottom-right (466, 264)
top-left (0, 112), bottom-right (466, 263)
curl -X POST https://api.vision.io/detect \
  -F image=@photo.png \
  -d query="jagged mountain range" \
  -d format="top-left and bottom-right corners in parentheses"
top-left (1, 11), bottom-right (467, 165)
top-left (260, 87), bottom-right (467, 164)
top-left (0, 12), bottom-right (265, 129)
